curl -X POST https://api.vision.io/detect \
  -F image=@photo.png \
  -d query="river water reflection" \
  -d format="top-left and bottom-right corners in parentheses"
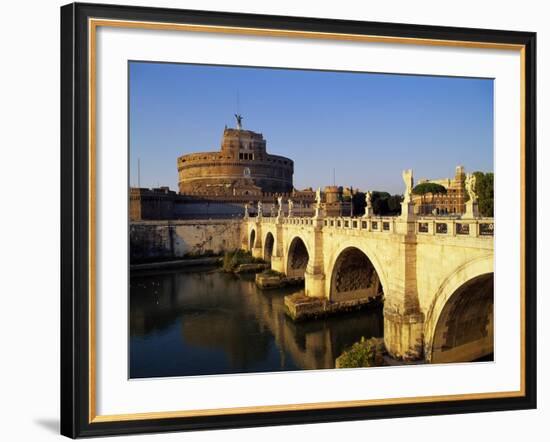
top-left (130, 267), bottom-right (383, 378)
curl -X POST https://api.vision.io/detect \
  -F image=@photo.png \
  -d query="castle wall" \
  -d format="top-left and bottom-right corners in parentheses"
top-left (130, 187), bottom-right (316, 221)
top-left (130, 219), bottom-right (243, 262)
top-left (178, 157), bottom-right (293, 194)
top-left (173, 201), bottom-right (245, 218)
top-left (130, 188), bottom-right (176, 221)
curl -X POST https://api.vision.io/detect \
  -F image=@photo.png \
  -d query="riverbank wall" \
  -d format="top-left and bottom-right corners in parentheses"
top-left (130, 219), bottom-right (243, 263)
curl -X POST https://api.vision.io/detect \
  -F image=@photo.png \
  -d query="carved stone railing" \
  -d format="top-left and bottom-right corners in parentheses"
top-left (283, 216), bottom-right (316, 226)
top-left (260, 216), bottom-right (277, 224)
top-left (251, 215), bottom-right (494, 238)
top-left (415, 217), bottom-right (494, 238)
top-left (322, 216), bottom-right (397, 233)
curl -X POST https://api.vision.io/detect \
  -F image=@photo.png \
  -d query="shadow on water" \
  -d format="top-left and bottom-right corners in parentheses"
top-left (130, 267), bottom-right (383, 378)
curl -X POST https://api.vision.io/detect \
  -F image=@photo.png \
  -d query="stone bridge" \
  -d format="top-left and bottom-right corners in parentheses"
top-left (243, 212), bottom-right (494, 364)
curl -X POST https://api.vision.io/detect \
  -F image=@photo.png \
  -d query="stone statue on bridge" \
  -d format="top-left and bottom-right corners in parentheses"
top-left (277, 196), bottom-right (283, 217)
top-left (364, 191), bottom-right (373, 217)
top-left (244, 203), bottom-right (249, 219)
top-left (314, 187), bottom-right (323, 218)
top-left (402, 169), bottom-right (414, 203)
top-left (400, 169), bottom-right (415, 220)
top-left (257, 200), bottom-right (263, 218)
top-left (315, 187), bottom-right (322, 206)
top-left (287, 198), bottom-right (294, 217)
top-left (465, 173), bottom-right (478, 202)
top-left (463, 173), bottom-right (479, 219)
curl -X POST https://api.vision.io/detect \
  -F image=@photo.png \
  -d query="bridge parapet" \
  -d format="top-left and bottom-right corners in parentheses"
top-left (415, 216), bottom-right (494, 237)
top-left (283, 216), bottom-right (316, 226)
top-left (323, 216), bottom-right (397, 233)
top-left (248, 215), bottom-right (494, 242)
top-left (259, 216), bottom-right (277, 225)
top-left (277, 215), bottom-right (494, 239)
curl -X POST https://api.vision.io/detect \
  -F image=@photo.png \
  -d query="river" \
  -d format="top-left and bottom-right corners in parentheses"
top-left (130, 266), bottom-right (383, 378)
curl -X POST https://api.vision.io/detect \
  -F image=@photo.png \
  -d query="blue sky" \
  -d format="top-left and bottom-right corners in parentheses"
top-left (129, 62), bottom-right (493, 194)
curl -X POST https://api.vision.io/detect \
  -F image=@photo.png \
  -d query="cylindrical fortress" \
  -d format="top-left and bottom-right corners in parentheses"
top-left (177, 126), bottom-right (294, 195)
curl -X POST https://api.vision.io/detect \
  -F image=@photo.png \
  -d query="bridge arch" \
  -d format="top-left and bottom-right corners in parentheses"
top-left (249, 229), bottom-right (256, 250)
top-left (424, 254), bottom-right (494, 363)
top-left (325, 240), bottom-right (389, 301)
top-left (328, 246), bottom-right (384, 302)
top-left (286, 236), bottom-right (309, 279)
top-left (263, 231), bottom-right (275, 262)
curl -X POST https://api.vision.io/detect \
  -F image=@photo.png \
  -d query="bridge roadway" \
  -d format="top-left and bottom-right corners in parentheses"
top-left (244, 213), bottom-right (494, 363)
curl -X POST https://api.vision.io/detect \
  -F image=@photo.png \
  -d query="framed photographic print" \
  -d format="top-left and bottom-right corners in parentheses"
top-left (60, 2), bottom-right (537, 438)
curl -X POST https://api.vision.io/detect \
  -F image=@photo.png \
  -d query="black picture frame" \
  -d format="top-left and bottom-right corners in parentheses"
top-left (61, 2), bottom-right (537, 438)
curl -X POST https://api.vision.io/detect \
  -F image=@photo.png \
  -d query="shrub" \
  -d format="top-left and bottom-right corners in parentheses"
top-left (222, 249), bottom-right (264, 272)
top-left (337, 337), bottom-right (378, 368)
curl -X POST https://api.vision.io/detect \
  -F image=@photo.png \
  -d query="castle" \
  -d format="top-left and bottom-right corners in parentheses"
top-left (130, 117), bottom-right (320, 220)
top-left (177, 117), bottom-right (294, 196)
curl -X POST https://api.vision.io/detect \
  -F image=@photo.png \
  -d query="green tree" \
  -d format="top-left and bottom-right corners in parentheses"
top-left (352, 191), bottom-right (366, 216)
top-left (370, 191), bottom-right (402, 216)
top-left (387, 194), bottom-right (403, 214)
top-left (472, 171), bottom-right (494, 217)
top-left (350, 191), bottom-right (403, 216)
top-left (371, 191), bottom-right (390, 215)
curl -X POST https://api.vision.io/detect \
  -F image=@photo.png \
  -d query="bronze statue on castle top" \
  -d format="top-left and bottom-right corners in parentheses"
top-left (234, 113), bottom-right (243, 130)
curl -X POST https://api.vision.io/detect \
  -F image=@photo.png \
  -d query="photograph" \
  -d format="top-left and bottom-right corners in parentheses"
top-left (128, 62), bottom-right (495, 379)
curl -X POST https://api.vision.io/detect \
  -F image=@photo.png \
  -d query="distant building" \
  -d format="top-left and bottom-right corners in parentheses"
top-left (323, 186), bottom-right (351, 217)
top-left (413, 166), bottom-right (467, 215)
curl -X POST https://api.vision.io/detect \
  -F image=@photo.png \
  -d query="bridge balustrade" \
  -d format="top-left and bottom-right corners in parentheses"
top-left (254, 215), bottom-right (493, 238)
top-left (415, 217), bottom-right (494, 237)
top-left (311, 216), bottom-right (398, 233)
top-left (282, 216), bottom-right (315, 226)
